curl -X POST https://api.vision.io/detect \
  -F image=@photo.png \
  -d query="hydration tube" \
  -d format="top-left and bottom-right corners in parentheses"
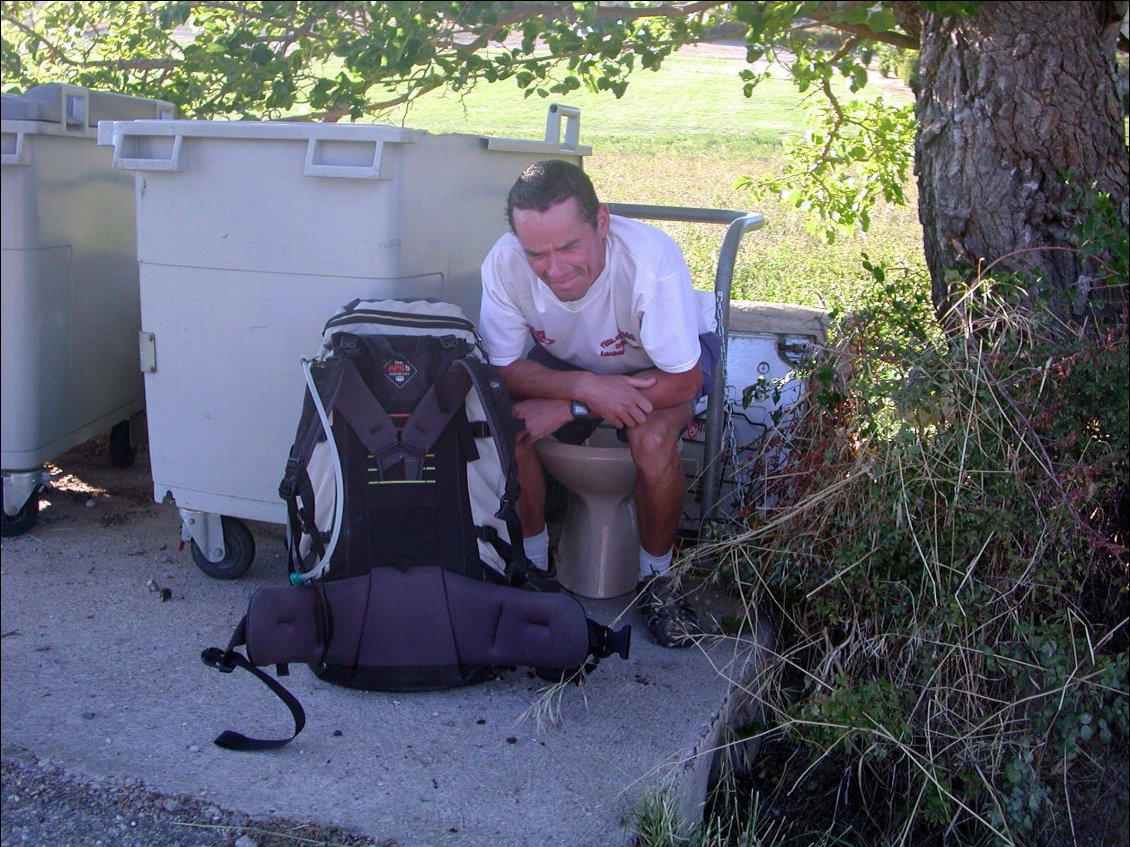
top-left (292, 358), bottom-right (345, 585)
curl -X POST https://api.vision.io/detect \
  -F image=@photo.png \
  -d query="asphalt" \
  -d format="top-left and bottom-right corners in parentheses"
top-left (1, 439), bottom-right (769, 847)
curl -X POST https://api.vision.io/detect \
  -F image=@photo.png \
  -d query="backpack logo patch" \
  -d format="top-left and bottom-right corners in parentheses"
top-left (383, 356), bottom-right (417, 387)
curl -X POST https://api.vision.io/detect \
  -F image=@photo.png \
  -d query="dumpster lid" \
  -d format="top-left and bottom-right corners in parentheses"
top-left (1, 83), bottom-right (173, 127)
top-left (1, 92), bottom-right (58, 122)
top-left (101, 119), bottom-right (424, 141)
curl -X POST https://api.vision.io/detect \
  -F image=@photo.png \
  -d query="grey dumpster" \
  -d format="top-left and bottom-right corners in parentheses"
top-left (1, 84), bottom-right (174, 536)
top-left (98, 105), bottom-right (589, 576)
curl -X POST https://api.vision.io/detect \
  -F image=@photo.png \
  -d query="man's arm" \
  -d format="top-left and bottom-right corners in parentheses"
top-left (499, 359), bottom-right (702, 440)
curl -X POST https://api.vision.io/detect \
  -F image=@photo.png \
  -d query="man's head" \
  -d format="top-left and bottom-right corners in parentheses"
top-left (506, 160), bottom-right (601, 231)
top-left (506, 160), bottom-right (609, 303)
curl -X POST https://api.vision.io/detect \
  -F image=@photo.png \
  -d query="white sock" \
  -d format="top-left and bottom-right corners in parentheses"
top-left (524, 528), bottom-right (550, 572)
top-left (638, 547), bottom-right (673, 582)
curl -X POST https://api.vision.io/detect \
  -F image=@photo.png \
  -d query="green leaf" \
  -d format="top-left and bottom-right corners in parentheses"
top-left (249, 43), bottom-right (273, 65)
top-left (867, 8), bottom-right (899, 32)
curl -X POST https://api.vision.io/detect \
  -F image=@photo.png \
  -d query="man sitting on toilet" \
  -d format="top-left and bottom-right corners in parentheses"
top-left (479, 159), bottom-right (720, 649)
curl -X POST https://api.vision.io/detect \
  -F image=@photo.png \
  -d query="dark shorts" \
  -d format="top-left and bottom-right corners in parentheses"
top-left (528, 333), bottom-right (721, 445)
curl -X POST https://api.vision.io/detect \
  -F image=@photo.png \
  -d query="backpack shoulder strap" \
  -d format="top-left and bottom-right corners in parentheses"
top-left (394, 359), bottom-right (473, 458)
top-left (452, 357), bottom-right (533, 586)
top-left (278, 353), bottom-right (352, 502)
top-left (333, 358), bottom-right (403, 469)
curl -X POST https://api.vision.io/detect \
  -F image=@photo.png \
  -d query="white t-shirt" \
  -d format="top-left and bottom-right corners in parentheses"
top-left (479, 215), bottom-right (707, 375)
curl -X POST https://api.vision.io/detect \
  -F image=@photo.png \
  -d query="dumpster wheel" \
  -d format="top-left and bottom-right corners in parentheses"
top-left (0, 489), bottom-right (39, 538)
top-left (190, 516), bottom-right (255, 579)
top-left (109, 419), bottom-right (137, 469)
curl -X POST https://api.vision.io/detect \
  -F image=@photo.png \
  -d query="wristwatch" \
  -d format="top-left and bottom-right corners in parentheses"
top-left (569, 400), bottom-right (590, 420)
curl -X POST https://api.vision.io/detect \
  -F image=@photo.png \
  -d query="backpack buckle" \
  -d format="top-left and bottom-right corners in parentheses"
top-left (278, 457), bottom-right (301, 499)
top-left (201, 647), bottom-right (237, 673)
top-left (587, 620), bottom-right (632, 661)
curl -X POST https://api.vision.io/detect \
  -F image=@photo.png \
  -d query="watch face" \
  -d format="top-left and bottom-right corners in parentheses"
top-left (571, 401), bottom-right (589, 419)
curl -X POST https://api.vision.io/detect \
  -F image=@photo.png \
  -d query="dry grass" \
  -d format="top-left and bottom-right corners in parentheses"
top-left (587, 150), bottom-right (925, 309)
top-left (659, 270), bottom-right (1130, 846)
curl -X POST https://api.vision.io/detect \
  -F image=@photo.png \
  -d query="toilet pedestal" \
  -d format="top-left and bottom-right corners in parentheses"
top-left (556, 493), bottom-right (639, 599)
top-left (535, 430), bottom-right (639, 599)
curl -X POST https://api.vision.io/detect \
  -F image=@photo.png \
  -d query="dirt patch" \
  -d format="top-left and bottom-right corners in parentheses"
top-left (707, 730), bottom-right (1129, 846)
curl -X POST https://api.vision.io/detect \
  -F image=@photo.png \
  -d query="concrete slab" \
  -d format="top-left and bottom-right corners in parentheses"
top-left (1, 442), bottom-right (766, 847)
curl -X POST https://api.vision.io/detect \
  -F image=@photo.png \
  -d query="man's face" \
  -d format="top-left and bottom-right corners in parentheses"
top-left (511, 197), bottom-right (609, 303)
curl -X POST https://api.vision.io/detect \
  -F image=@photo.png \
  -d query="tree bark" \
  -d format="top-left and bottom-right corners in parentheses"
top-left (912, 1), bottom-right (1128, 327)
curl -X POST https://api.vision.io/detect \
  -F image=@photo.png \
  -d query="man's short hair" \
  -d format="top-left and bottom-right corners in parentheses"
top-left (506, 160), bottom-right (601, 232)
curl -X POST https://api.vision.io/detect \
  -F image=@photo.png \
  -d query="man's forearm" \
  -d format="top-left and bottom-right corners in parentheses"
top-left (629, 364), bottom-right (702, 410)
top-left (497, 360), bottom-right (590, 402)
top-left (499, 360), bottom-right (701, 410)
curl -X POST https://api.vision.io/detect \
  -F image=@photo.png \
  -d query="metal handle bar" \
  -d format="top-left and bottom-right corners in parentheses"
top-left (605, 203), bottom-right (766, 523)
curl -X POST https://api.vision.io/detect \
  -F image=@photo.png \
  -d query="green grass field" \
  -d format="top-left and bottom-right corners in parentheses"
top-left (378, 51), bottom-right (925, 311)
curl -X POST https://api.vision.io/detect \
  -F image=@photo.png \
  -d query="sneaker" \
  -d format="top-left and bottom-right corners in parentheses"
top-left (639, 576), bottom-right (701, 648)
top-left (523, 549), bottom-right (560, 592)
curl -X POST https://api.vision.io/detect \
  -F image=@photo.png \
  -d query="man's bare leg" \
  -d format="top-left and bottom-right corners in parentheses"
top-left (625, 402), bottom-right (693, 557)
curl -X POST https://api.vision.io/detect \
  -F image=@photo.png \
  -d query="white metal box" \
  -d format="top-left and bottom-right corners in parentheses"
top-left (1, 84), bottom-right (173, 474)
top-left (682, 301), bottom-right (829, 525)
top-left (99, 113), bottom-right (589, 534)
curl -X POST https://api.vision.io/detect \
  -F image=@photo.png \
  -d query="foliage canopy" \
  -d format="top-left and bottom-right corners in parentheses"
top-left (5, 2), bottom-right (1125, 278)
top-left (1, 2), bottom-right (940, 122)
top-left (0, 1), bottom-right (948, 241)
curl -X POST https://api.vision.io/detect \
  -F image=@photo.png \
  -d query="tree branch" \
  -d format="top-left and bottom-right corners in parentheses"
top-left (804, 3), bottom-right (920, 51)
top-left (1, 10), bottom-right (72, 63)
top-left (83, 58), bottom-right (182, 71)
top-left (496, 1), bottom-right (729, 23)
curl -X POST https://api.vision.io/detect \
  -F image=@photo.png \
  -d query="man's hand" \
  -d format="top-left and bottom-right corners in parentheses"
top-left (582, 374), bottom-right (657, 428)
top-left (511, 398), bottom-right (575, 443)
top-left (500, 359), bottom-right (699, 437)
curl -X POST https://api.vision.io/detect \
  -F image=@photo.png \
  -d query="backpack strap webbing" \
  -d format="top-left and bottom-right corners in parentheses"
top-left (200, 617), bottom-right (306, 751)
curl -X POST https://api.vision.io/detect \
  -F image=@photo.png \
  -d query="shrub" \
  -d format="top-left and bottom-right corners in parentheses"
top-left (697, 219), bottom-right (1128, 845)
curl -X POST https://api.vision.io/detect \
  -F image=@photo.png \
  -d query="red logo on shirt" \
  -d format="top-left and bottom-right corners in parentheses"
top-left (599, 331), bottom-right (641, 357)
top-left (531, 328), bottom-right (555, 346)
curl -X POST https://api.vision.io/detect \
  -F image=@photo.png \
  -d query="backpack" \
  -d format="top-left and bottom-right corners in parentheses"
top-left (202, 299), bottom-right (630, 750)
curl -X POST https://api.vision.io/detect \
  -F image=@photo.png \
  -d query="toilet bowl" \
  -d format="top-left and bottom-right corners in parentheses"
top-left (535, 425), bottom-right (639, 599)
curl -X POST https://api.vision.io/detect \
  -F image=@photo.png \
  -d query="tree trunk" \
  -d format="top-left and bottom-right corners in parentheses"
top-left (912, 1), bottom-right (1128, 327)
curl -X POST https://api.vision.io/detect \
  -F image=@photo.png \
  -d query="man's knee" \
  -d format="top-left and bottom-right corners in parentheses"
top-left (626, 421), bottom-right (684, 478)
top-left (626, 424), bottom-right (674, 458)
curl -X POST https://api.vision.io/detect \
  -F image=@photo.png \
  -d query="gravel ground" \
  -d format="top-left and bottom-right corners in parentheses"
top-left (1, 754), bottom-right (387, 847)
top-left (2, 437), bottom-right (389, 847)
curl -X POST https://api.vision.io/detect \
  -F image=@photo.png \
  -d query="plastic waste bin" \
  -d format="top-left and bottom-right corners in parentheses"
top-left (98, 105), bottom-right (590, 577)
top-left (1, 84), bottom-right (174, 536)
